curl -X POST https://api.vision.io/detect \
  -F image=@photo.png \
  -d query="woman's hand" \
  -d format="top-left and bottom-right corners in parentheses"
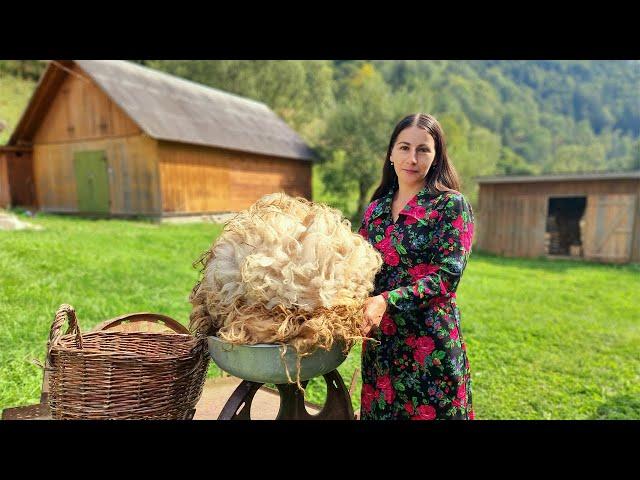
top-left (361, 295), bottom-right (388, 336)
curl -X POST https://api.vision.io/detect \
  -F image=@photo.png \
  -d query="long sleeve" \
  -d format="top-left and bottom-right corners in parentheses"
top-left (381, 193), bottom-right (474, 313)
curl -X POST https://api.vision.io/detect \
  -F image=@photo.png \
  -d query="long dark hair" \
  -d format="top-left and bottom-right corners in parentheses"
top-left (370, 113), bottom-right (461, 202)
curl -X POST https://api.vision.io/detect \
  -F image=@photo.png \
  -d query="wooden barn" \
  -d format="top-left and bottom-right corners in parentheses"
top-left (0, 60), bottom-right (314, 217)
top-left (473, 171), bottom-right (640, 264)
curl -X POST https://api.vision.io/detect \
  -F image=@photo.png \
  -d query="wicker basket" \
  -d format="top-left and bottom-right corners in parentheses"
top-left (46, 304), bottom-right (209, 420)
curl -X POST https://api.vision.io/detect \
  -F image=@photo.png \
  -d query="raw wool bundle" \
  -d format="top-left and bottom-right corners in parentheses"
top-left (189, 192), bottom-right (383, 378)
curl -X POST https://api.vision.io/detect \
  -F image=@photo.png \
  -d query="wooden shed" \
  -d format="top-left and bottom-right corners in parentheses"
top-left (0, 60), bottom-right (314, 216)
top-left (474, 171), bottom-right (640, 264)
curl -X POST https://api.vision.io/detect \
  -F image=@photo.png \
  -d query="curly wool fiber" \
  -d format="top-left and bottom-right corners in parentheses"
top-left (189, 193), bottom-right (382, 357)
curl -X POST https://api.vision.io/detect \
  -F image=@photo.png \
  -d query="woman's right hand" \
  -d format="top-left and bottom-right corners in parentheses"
top-left (360, 295), bottom-right (387, 336)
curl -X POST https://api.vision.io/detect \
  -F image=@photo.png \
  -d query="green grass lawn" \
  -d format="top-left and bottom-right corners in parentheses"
top-left (1, 212), bottom-right (639, 419)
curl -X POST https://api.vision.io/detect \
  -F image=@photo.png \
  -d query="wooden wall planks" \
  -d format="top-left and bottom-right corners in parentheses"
top-left (476, 179), bottom-right (640, 263)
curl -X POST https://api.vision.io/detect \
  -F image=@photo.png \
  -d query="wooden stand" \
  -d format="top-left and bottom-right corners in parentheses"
top-left (218, 370), bottom-right (355, 420)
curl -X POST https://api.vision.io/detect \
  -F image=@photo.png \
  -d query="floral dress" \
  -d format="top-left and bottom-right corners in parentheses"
top-left (358, 185), bottom-right (475, 420)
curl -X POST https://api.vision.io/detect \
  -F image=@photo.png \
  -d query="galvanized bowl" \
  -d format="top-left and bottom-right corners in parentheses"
top-left (207, 336), bottom-right (349, 384)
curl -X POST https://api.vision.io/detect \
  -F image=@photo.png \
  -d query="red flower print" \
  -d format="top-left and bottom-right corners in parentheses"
top-left (457, 383), bottom-right (466, 400)
top-left (413, 336), bottom-right (436, 365)
top-left (411, 404), bottom-right (436, 420)
top-left (429, 295), bottom-right (448, 310)
top-left (408, 263), bottom-right (440, 282)
top-left (358, 227), bottom-right (368, 239)
top-left (416, 336), bottom-right (436, 353)
top-left (380, 314), bottom-right (397, 335)
top-left (384, 249), bottom-right (400, 266)
top-left (373, 217), bottom-right (383, 226)
top-left (374, 238), bottom-right (400, 267)
top-left (469, 410), bottom-right (475, 420)
top-left (376, 374), bottom-right (391, 390)
top-left (439, 279), bottom-right (450, 295)
top-left (404, 402), bottom-right (414, 415)
top-left (450, 327), bottom-right (459, 340)
top-left (364, 201), bottom-right (378, 222)
top-left (407, 205), bottom-right (426, 219)
top-left (361, 383), bottom-right (378, 413)
top-left (460, 223), bottom-right (474, 251)
top-left (376, 374), bottom-right (396, 404)
top-left (374, 227), bottom-right (401, 267)
top-left (429, 210), bottom-right (440, 219)
top-left (404, 216), bottom-right (417, 225)
top-left (452, 214), bottom-right (464, 232)
top-left (452, 398), bottom-right (461, 408)
top-left (385, 224), bottom-right (395, 237)
top-left (405, 335), bottom-right (417, 348)
top-left (375, 236), bottom-right (392, 253)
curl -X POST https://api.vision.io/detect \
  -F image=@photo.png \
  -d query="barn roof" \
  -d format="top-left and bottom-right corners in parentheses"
top-left (475, 171), bottom-right (640, 184)
top-left (9, 60), bottom-right (315, 161)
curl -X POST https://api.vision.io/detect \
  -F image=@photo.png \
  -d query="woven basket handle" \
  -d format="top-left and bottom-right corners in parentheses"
top-left (93, 313), bottom-right (189, 334)
top-left (47, 304), bottom-right (83, 354)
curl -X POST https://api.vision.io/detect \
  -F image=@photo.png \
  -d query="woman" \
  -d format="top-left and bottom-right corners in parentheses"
top-left (358, 113), bottom-right (475, 420)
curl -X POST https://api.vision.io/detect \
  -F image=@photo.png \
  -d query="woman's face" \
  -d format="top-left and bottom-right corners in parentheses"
top-left (390, 126), bottom-right (436, 188)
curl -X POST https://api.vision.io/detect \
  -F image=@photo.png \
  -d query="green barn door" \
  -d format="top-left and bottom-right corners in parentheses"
top-left (74, 150), bottom-right (110, 214)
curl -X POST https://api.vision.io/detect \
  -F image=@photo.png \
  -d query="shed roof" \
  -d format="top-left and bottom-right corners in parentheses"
top-left (475, 171), bottom-right (640, 184)
top-left (9, 60), bottom-right (315, 161)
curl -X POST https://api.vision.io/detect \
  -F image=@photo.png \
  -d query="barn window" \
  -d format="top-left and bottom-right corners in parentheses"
top-left (545, 196), bottom-right (587, 257)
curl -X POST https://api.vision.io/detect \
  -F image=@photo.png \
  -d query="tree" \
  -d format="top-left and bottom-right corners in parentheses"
top-left (632, 140), bottom-right (640, 170)
top-left (319, 64), bottom-right (394, 222)
top-left (543, 144), bottom-right (606, 173)
top-left (0, 60), bottom-right (45, 80)
top-left (496, 147), bottom-right (539, 175)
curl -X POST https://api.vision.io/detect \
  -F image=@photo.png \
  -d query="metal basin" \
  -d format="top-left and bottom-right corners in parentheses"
top-left (207, 336), bottom-right (349, 384)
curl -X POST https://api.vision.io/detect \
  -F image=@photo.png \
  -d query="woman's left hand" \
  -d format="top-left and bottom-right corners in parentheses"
top-left (361, 295), bottom-right (388, 336)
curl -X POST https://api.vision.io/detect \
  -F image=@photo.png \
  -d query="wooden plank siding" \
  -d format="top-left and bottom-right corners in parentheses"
top-left (476, 178), bottom-right (640, 263)
top-left (33, 135), bottom-right (161, 215)
top-left (582, 194), bottom-right (637, 263)
top-left (158, 141), bottom-right (312, 214)
top-left (633, 183), bottom-right (640, 263)
top-left (475, 183), bottom-right (495, 253)
top-left (6, 151), bottom-right (36, 208)
top-left (490, 194), bottom-right (546, 258)
top-left (0, 154), bottom-right (9, 208)
top-left (27, 63), bottom-right (161, 216)
top-left (32, 63), bottom-right (142, 144)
